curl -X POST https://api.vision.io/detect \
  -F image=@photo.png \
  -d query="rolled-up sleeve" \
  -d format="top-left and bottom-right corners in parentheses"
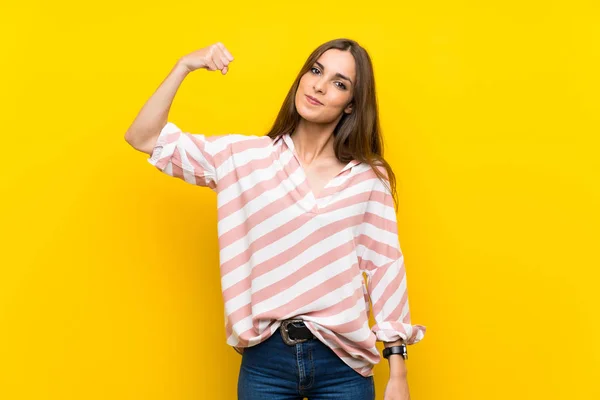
top-left (147, 122), bottom-right (222, 191)
top-left (356, 177), bottom-right (426, 345)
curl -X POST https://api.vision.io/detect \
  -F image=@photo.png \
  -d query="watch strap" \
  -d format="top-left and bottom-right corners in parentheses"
top-left (382, 344), bottom-right (408, 360)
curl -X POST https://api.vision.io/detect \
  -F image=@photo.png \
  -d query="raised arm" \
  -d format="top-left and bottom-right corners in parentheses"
top-left (124, 42), bottom-right (235, 155)
top-left (124, 62), bottom-right (189, 155)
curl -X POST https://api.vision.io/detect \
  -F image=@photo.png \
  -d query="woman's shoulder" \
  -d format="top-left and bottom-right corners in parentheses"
top-left (218, 133), bottom-right (279, 148)
top-left (204, 132), bottom-right (274, 152)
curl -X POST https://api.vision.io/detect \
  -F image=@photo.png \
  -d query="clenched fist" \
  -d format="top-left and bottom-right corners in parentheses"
top-left (179, 42), bottom-right (234, 75)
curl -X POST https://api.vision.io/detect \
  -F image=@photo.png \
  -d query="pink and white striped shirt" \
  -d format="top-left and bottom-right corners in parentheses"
top-left (147, 122), bottom-right (426, 377)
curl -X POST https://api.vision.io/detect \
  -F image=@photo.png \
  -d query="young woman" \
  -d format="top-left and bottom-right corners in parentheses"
top-left (125, 38), bottom-right (426, 400)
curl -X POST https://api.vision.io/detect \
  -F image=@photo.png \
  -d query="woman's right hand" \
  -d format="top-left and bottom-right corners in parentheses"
top-left (179, 42), bottom-right (235, 74)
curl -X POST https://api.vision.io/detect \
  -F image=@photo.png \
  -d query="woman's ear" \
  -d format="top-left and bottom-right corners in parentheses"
top-left (344, 101), bottom-right (354, 114)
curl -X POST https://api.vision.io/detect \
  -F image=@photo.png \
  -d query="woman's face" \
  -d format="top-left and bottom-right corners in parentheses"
top-left (295, 49), bottom-right (356, 124)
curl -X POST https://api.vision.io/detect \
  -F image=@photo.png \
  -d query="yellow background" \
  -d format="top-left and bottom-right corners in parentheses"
top-left (1, 0), bottom-right (598, 399)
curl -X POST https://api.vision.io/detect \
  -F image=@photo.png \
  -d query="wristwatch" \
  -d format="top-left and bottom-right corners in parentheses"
top-left (382, 344), bottom-right (408, 360)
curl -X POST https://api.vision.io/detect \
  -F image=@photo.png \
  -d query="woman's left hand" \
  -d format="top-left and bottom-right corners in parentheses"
top-left (383, 376), bottom-right (411, 400)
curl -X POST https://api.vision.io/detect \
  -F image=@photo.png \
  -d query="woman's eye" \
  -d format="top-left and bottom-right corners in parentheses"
top-left (311, 67), bottom-right (346, 90)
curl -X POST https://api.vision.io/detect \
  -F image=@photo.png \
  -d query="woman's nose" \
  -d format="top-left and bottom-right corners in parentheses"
top-left (313, 78), bottom-right (325, 93)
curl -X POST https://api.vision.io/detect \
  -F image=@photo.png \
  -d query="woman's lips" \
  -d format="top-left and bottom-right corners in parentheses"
top-left (305, 95), bottom-right (323, 106)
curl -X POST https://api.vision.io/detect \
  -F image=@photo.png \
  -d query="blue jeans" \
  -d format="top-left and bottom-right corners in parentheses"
top-left (237, 326), bottom-right (375, 399)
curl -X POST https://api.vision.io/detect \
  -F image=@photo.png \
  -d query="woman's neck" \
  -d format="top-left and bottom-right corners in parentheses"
top-left (291, 119), bottom-right (338, 165)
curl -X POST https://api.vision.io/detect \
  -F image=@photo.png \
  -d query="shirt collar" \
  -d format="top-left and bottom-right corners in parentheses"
top-left (276, 133), bottom-right (359, 172)
top-left (272, 133), bottom-right (285, 145)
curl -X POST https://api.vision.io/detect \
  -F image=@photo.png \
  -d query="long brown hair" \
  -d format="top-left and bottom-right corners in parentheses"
top-left (266, 38), bottom-right (398, 212)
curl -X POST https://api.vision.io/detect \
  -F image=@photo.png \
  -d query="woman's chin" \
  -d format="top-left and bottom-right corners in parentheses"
top-left (296, 105), bottom-right (324, 123)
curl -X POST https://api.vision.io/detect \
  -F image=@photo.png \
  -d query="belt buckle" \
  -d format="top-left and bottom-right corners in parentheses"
top-left (280, 319), bottom-right (309, 346)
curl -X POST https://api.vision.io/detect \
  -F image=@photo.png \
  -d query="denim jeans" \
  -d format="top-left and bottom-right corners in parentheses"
top-left (237, 326), bottom-right (375, 400)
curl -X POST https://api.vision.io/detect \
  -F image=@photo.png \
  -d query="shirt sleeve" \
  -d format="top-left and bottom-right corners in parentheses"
top-left (147, 122), bottom-right (230, 191)
top-left (356, 176), bottom-right (427, 345)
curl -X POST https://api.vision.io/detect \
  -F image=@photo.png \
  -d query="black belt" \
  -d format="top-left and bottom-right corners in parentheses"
top-left (279, 319), bottom-right (316, 345)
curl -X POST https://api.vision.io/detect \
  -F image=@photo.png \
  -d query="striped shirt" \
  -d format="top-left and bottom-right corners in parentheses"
top-left (147, 122), bottom-right (426, 377)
